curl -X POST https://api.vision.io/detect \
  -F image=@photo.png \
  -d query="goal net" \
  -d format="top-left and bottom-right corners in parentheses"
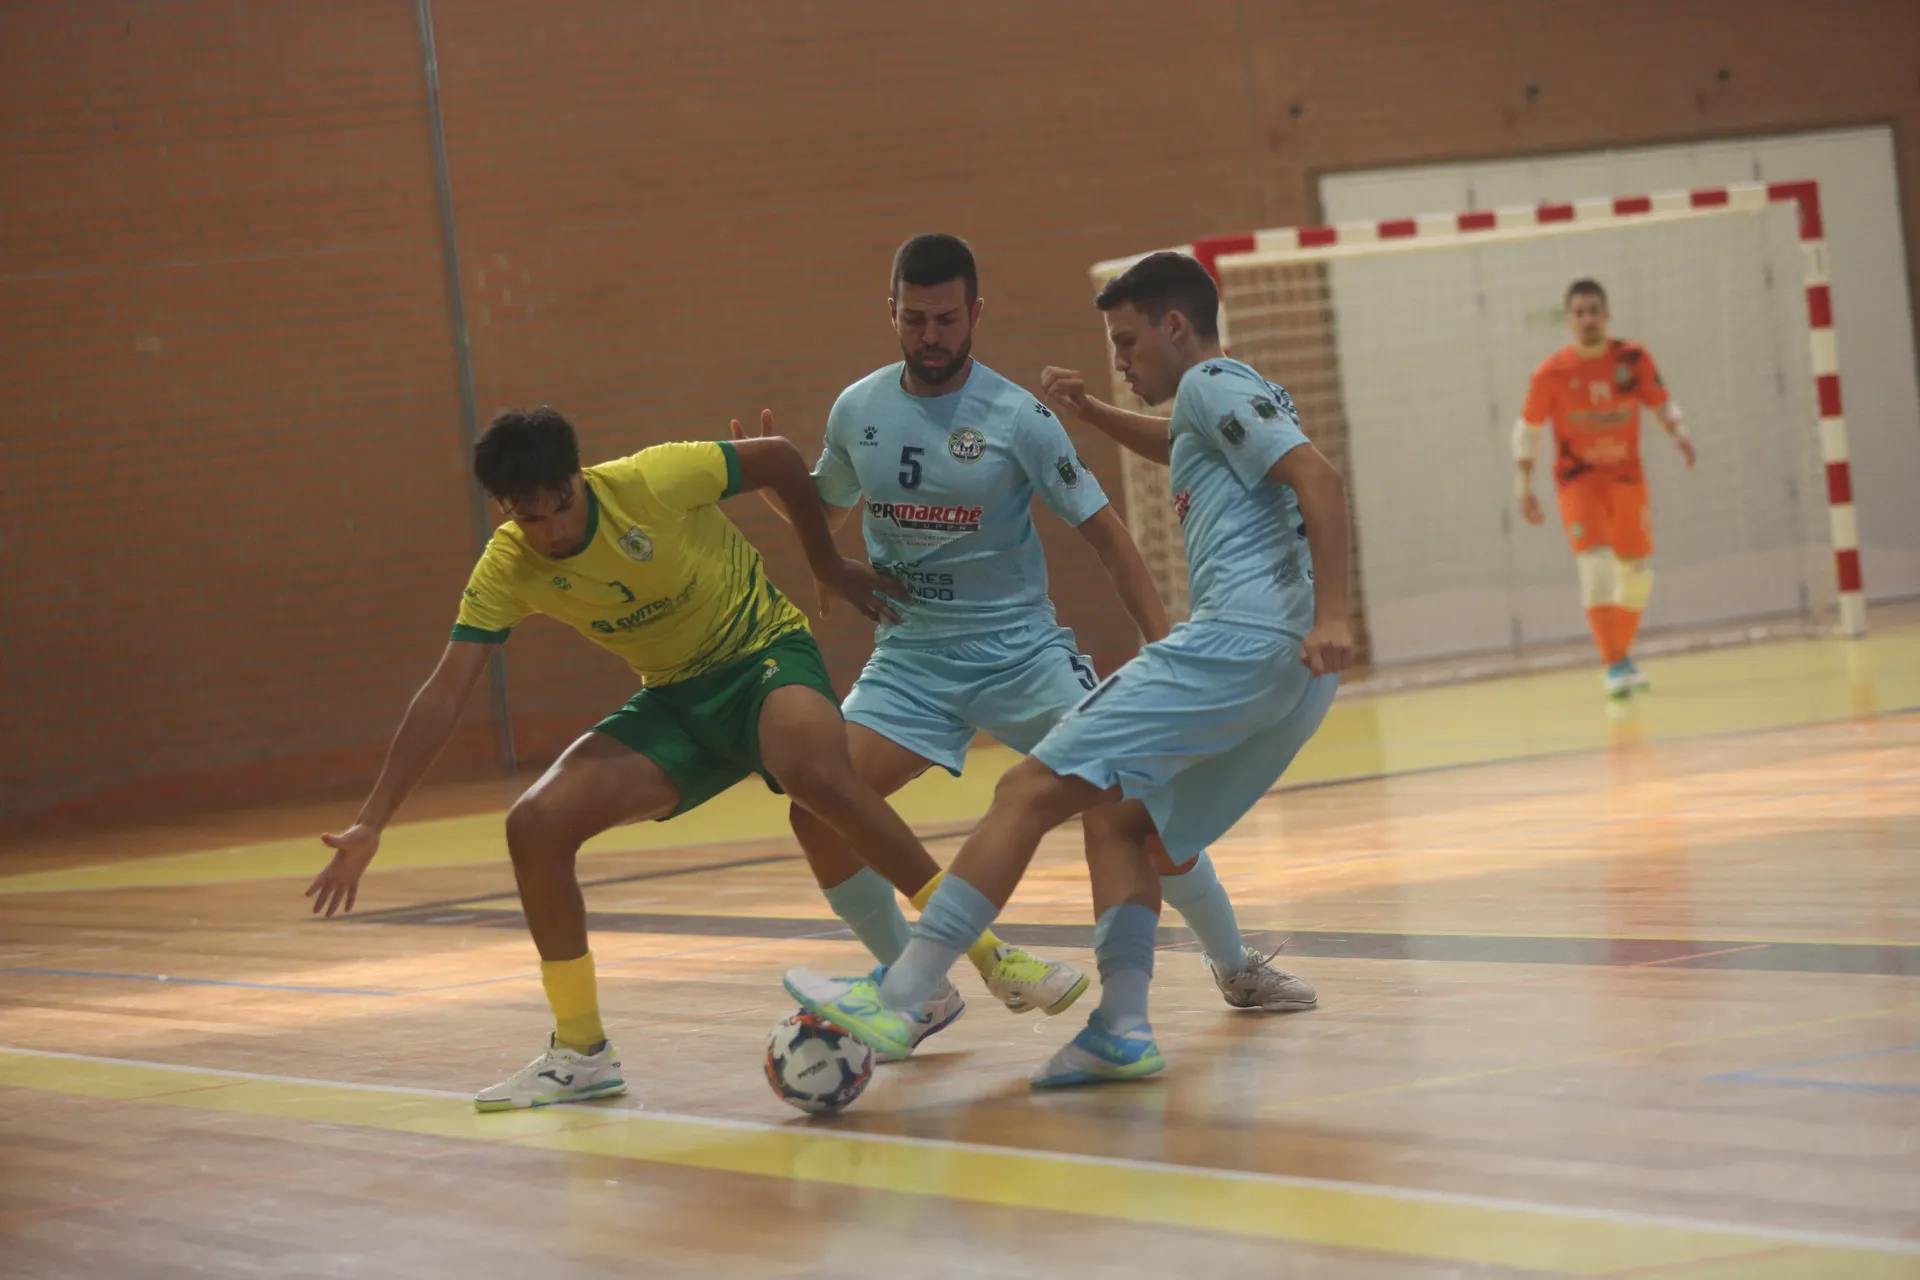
top-left (1091, 183), bottom-right (1861, 671)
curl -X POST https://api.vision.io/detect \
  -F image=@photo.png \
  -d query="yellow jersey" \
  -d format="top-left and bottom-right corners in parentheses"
top-left (451, 440), bottom-right (809, 685)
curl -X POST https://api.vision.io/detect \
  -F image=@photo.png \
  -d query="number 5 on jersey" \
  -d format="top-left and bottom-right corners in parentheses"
top-left (899, 446), bottom-right (924, 489)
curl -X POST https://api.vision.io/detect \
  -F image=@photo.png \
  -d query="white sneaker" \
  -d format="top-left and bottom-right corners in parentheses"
top-left (1207, 945), bottom-right (1317, 1011)
top-left (878, 977), bottom-right (967, 1063)
top-left (983, 944), bottom-right (1090, 1016)
top-left (474, 1035), bottom-right (627, 1111)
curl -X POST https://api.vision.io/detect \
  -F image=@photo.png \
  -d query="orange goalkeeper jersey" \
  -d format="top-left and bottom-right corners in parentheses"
top-left (1522, 339), bottom-right (1671, 485)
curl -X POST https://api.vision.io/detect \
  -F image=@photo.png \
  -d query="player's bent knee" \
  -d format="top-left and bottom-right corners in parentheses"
top-left (992, 756), bottom-right (1095, 827)
top-left (1575, 550), bottom-right (1616, 608)
top-left (504, 792), bottom-right (569, 860)
top-left (776, 758), bottom-right (864, 817)
top-left (1614, 557), bottom-right (1653, 611)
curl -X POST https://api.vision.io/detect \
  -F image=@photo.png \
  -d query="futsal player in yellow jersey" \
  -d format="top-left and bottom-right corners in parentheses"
top-left (306, 406), bottom-right (953, 1110)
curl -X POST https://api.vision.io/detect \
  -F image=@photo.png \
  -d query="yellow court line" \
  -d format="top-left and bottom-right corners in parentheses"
top-left (0, 1049), bottom-right (1914, 1277)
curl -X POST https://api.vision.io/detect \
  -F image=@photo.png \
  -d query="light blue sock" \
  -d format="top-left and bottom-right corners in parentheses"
top-left (1093, 902), bottom-right (1157, 1032)
top-left (878, 874), bottom-right (999, 1012)
top-left (1160, 851), bottom-right (1244, 971)
top-left (820, 867), bottom-right (911, 966)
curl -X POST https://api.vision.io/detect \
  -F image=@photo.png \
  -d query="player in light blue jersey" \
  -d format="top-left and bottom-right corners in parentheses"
top-left (778, 239), bottom-right (1330, 1072)
top-left (787, 250), bottom-right (1352, 1087)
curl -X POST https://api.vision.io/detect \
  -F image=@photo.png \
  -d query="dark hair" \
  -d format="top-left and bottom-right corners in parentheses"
top-left (1094, 251), bottom-right (1221, 341)
top-left (473, 406), bottom-right (581, 502)
top-left (892, 233), bottom-right (978, 302)
top-left (1565, 278), bottom-right (1608, 307)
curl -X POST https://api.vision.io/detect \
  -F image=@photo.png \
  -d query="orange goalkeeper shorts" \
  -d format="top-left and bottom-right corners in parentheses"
top-left (1557, 472), bottom-right (1651, 560)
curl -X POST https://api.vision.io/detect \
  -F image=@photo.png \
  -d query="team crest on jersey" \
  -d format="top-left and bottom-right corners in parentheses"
top-left (1055, 455), bottom-right (1079, 488)
top-left (1251, 396), bottom-right (1281, 421)
top-left (948, 426), bottom-right (985, 462)
top-left (1613, 364), bottom-right (1634, 387)
top-left (1219, 414), bottom-right (1248, 446)
top-left (618, 527), bottom-right (654, 561)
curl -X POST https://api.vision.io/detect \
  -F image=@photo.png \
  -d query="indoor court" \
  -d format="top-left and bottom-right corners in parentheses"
top-left (5, 624), bottom-right (1918, 1277)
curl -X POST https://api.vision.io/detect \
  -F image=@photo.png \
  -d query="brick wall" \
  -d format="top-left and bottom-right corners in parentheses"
top-left (4, 0), bottom-right (1916, 830)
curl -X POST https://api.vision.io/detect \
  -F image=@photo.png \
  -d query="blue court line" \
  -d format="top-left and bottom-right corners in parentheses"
top-left (1707, 1040), bottom-right (1920, 1098)
top-left (1710, 1076), bottom-right (1920, 1098)
top-left (1, 967), bottom-right (397, 997)
top-left (1711, 1040), bottom-right (1920, 1079)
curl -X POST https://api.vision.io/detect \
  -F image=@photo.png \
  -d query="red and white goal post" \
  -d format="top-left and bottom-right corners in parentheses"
top-left (1091, 180), bottom-right (1865, 670)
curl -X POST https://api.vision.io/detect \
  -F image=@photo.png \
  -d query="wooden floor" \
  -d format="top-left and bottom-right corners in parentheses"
top-left (4, 626), bottom-right (1919, 1278)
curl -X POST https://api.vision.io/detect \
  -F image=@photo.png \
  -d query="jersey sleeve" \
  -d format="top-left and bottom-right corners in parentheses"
top-left (813, 392), bottom-right (864, 508)
top-left (1178, 366), bottom-right (1310, 490)
top-left (597, 440), bottom-right (742, 513)
top-left (450, 537), bottom-right (530, 644)
top-left (1012, 398), bottom-right (1110, 526)
top-left (1629, 346), bottom-right (1671, 408)
top-left (1521, 363), bottom-right (1556, 426)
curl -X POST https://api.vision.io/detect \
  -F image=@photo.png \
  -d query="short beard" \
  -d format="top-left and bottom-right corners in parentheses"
top-left (903, 334), bottom-right (973, 387)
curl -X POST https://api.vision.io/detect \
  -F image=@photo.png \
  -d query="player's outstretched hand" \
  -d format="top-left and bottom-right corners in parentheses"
top-left (1300, 618), bottom-right (1354, 676)
top-left (818, 559), bottom-right (908, 625)
top-left (1676, 434), bottom-right (1697, 470)
top-left (307, 823), bottom-right (380, 918)
top-left (728, 408), bottom-right (776, 441)
top-left (1519, 492), bottom-right (1545, 525)
top-left (1040, 366), bottom-right (1090, 418)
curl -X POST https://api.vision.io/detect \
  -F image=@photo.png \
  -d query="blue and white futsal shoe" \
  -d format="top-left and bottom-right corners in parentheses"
top-left (1029, 1011), bottom-right (1166, 1089)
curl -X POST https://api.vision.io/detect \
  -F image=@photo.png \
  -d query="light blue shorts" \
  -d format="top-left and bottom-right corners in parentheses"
top-left (843, 622), bottom-right (1099, 776)
top-left (1031, 619), bottom-right (1337, 858)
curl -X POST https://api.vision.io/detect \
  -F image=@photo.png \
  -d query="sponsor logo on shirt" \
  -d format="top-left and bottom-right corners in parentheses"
top-left (866, 500), bottom-right (984, 533)
top-left (875, 559), bottom-right (956, 602)
top-left (1218, 414), bottom-right (1247, 446)
top-left (619, 527), bottom-right (654, 561)
top-left (947, 426), bottom-right (985, 463)
top-left (590, 579), bottom-right (698, 635)
top-left (860, 425), bottom-right (880, 446)
top-left (1250, 396), bottom-right (1281, 421)
top-left (592, 595), bottom-right (674, 634)
top-left (1054, 455), bottom-right (1079, 488)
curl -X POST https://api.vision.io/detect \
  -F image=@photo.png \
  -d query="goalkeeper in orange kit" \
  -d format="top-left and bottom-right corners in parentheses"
top-left (1514, 279), bottom-right (1696, 698)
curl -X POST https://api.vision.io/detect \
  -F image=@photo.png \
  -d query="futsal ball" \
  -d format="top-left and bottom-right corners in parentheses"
top-left (765, 1011), bottom-right (873, 1113)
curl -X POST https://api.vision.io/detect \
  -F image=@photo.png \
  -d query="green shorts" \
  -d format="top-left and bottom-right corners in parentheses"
top-left (591, 629), bottom-right (838, 819)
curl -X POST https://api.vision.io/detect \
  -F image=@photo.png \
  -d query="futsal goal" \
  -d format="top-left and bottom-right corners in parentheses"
top-left (1089, 181), bottom-right (1865, 671)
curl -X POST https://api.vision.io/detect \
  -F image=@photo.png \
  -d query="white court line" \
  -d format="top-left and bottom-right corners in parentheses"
top-left (4, 1044), bottom-right (1916, 1259)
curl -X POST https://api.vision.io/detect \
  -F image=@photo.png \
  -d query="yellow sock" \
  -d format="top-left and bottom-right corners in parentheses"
top-left (911, 871), bottom-right (1005, 974)
top-left (539, 952), bottom-right (606, 1052)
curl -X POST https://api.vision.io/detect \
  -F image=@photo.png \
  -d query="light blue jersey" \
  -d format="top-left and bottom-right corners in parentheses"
top-left (1032, 354), bottom-right (1336, 856)
top-left (814, 360), bottom-right (1110, 644)
top-left (1168, 357), bottom-right (1316, 639)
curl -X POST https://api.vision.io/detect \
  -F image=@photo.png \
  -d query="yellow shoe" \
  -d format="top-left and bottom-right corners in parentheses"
top-left (983, 944), bottom-right (1089, 1015)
